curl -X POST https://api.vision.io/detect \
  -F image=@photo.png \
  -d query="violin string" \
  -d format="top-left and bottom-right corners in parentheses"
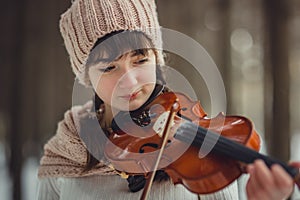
top-left (176, 122), bottom-right (265, 163)
top-left (196, 128), bottom-right (298, 177)
top-left (175, 121), bottom-right (298, 177)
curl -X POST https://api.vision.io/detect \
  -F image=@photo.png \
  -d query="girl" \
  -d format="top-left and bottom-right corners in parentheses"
top-left (37, 0), bottom-right (299, 199)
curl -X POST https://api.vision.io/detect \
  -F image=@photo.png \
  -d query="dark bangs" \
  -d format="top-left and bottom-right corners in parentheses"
top-left (86, 31), bottom-right (155, 67)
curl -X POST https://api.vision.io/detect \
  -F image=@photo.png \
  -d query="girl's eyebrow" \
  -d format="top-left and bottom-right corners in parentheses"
top-left (95, 58), bottom-right (113, 63)
top-left (93, 50), bottom-right (148, 66)
top-left (88, 59), bottom-right (111, 69)
top-left (131, 50), bottom-right (148, 57)
top-left (97, 54), bottom-right (124, 63)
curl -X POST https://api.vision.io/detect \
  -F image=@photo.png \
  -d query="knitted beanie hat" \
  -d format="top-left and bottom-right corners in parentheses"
top-left (60, 0), bottom-right (163, 86)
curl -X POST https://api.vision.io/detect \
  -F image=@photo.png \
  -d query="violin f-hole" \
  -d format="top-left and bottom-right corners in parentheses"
top-left (139, 140), bottom-right (172, 153)
top-left (139, 143), bottom-right (159, 153)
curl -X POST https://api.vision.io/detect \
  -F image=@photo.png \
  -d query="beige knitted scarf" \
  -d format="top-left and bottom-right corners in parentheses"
top-left (38, 85), bottom-right (168, 178)
top-left (38, 101), bottom-right (117, 178)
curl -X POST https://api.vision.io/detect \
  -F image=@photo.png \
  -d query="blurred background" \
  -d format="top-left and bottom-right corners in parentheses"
top-left (1, 0), bottom-right (300, 199)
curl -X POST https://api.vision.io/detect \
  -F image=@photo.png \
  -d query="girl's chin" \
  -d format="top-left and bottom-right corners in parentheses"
top-left (123, 101), bottom-right (145, 111)
top-left (111, 87), bottom-right (154, 111)
top-left (128, 104), bottom-right (144, 111)
top-left (113, 98), bottom-right (147, 112)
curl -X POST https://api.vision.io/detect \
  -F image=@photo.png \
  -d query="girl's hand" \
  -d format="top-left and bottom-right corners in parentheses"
top-left (246, 159), bottom-right (299, 200)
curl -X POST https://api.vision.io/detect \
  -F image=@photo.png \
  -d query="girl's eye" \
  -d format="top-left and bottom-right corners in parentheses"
top-left (99, 66), bottom-right (115, 73)
top-left (135, 58), bottom-right (148, 64)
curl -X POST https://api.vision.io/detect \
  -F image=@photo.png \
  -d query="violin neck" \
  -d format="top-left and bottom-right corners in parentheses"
top-left (175, 121), bottom-right (299, 180)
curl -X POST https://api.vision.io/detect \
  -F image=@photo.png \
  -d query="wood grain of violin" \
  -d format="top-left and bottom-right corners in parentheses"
top-left (105, 91), bottom-right (300, 194)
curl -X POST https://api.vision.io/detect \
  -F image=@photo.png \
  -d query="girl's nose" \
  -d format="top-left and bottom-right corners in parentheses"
top-left (118, 69), bottom-right (138, 89)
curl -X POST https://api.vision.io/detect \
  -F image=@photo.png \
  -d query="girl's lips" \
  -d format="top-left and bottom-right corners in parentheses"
top-left (120, 90), bottom-right (141, 100)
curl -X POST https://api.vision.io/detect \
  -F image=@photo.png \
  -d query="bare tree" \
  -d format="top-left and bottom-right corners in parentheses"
top-left (263, 0), bottom-right (291, 161)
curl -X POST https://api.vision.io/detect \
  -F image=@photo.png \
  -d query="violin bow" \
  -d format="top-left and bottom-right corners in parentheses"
top-left (140, 100), bottom-right (179, 200)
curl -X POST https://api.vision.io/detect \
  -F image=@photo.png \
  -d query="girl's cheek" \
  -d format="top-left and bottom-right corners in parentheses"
top-left (97, 78), bottom-right (119, 99)
top-left (89, 70), bottom-right (104, 90)
top-left (137, 68), bottom-right (156, 82)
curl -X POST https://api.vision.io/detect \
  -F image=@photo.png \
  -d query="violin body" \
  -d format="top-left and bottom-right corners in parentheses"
top-left (105, 92), bottom-right (299, 194)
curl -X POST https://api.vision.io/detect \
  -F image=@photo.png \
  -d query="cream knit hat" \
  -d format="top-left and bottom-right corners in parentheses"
top-left (60, 0), bottom-right (163, 86)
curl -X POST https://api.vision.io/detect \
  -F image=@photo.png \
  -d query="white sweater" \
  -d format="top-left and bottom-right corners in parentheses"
top-left (37, 175), bottom-right (247, 200)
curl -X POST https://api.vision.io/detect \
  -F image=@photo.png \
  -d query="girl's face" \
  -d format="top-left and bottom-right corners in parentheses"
top-left (88, 49), bottom-right (157, 113)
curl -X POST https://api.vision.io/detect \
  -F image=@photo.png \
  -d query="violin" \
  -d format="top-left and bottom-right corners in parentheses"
top-left (104, 91), bottom-right (300, 196)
